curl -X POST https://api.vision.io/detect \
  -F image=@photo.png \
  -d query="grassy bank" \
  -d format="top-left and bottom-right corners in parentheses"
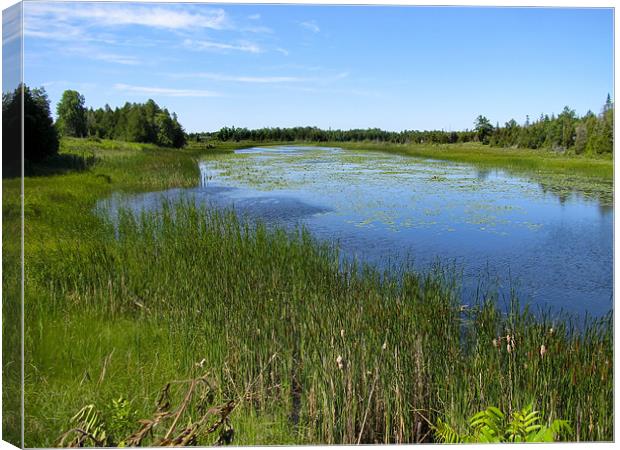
top-left (3, 137), bottom-right (253, 445)
top-left (3, 138), bottom-right (613, 446)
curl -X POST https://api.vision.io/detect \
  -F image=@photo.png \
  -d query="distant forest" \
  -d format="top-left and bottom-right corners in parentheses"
top-left (193, 96), bottom-right (614, 155)
top-left (2, 85), bottom-right (187, 167)
top-left (3, 83), bottom-right (614, 172)
top-left (82, 97), bottom-right (186, 149)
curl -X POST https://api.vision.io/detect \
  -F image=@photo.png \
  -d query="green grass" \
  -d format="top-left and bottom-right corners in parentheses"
top-left (2, 137), bottom-right (613, 446)
top-left (2, 177), bottom-right (22, 448)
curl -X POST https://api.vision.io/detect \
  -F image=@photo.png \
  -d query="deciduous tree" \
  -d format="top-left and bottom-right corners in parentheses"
top-left (56, 89), bottom-right (87, 137)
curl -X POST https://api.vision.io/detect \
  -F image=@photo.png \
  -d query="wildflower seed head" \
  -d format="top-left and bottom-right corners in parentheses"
top-left (507, 344), bottom-right (512, 354)
top-left (340, 329), bottom-right (345, 339)
top-left (336, 355), bottom-right (344, 370)
top-left (540, 344), bottom-right (547, 357)
top-left (382, 341), bottom-right (388, 351)
top-left (195, 358), bottom-right (206, 368)
top-left (492, 338), bottom-right (498, 348)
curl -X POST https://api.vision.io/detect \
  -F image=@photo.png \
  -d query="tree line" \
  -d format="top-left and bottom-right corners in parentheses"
top-left (486, 97), bottom-right (613, 154)
top-left (2, 83), bottom-right (613, 172)
top-left (194, 96), bottom-right (613, 155)
top-left (2, 84), bottom-right (187, 166)
top-left (82, 97), bottom-right (186, 148)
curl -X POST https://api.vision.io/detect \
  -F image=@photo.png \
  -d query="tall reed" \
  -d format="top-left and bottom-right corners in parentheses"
top-left (32, 199), bottom-right (612, 444)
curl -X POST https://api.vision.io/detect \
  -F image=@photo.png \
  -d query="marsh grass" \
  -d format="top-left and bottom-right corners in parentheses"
top-left (4, 138), bottom-right (613, 446)
top-left (30, 200), bottom-right (614, 445)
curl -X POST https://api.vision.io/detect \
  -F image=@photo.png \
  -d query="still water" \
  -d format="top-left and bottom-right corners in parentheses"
top-left (99, 146), bottom-right (613, 318)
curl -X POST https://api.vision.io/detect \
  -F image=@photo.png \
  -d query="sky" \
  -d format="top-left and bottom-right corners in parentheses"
top-left (2, 2), bottom-right (21, 94)
top-left (10, 2), bottom-right (615, 132)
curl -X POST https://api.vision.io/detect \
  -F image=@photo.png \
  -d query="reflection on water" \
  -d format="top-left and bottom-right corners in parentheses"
top-left (98, 146), bottom-right (613, 318)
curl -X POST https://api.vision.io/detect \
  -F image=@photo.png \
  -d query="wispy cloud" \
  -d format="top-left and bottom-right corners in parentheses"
top-left (172, 71), bottom-right (349, 85)
top-left (285, 86), bottom-right (385, 99)
top-left (183, 38), bottom-right (261, 54)
top-left (178, 73), bottom-right (308, 83)
top-left (300, 20), bottom-right (320, 33)
top-left (114, 83), bottom-right (221, 98)
top-left (41, 80), bottom-right (98, 91)
top-left (243, 25), bottom-right (274, 34)
top-left (50, 43), bottom-right (142, 66)
top-left (248, 14), bottom-right (261, 20)
top-left (3, 4), bottom-right (22, 46)
top-left (276, 47), bottom-right (290, 56)
top-left (25, 3), bottom-right (229, 31)
top-left (91, 53), bottom-right (141, 66)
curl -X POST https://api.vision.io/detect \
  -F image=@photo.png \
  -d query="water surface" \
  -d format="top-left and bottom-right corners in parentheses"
top-left (99, 146), bottom-right (613, 318)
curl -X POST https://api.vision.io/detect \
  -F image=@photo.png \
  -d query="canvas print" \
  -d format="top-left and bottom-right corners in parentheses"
top-left (1, 1), bottom-right (614, 447)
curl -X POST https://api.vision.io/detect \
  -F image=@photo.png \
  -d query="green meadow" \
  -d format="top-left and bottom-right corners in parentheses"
top-left (3, 138), bottom-right (613, 446)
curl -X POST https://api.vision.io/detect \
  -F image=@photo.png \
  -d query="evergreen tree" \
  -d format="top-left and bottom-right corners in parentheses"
top-left (24, 85), bottom-right (59, 162)
top-left (474, 115), bottom-right (494, 144)
top-left (125, 106), bottom-right (149, 142)
top-left (2, 84), bottom-right (59, 169)
top-left (574, 123), bottom-right (587, 154)
top-left (171, 112), bottom-right (186, 148)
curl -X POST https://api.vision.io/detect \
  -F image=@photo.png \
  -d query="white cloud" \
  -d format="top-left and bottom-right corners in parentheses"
top-left (114, 83), bottom-right (221, 98)
top-left (183, 39), bottom-right (261, 54)
top-left (25, 3), bottom-right (229, 31)
top-left (300, 20), bottom-right (320, 33)
top-left (248, 14), bottom-right (261, 20)
top-left (276, 47), bottom-right (290, 56)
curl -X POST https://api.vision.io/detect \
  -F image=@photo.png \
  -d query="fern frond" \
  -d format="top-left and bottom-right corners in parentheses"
top-left (433, 418), bottom-right (464, 444)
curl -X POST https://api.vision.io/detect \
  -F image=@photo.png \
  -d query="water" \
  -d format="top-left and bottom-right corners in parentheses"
top-left (98, 146), bottom-right (613, 318)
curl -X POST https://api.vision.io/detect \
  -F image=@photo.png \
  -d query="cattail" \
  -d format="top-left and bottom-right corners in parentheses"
top-left (540, 344), bottom-right (547, 357)
top-left (336, 355), bottom-right (344, 370)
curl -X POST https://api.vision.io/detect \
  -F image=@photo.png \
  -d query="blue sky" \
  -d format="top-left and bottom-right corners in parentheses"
top-left (17, 2), bottom-right (614, 132)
